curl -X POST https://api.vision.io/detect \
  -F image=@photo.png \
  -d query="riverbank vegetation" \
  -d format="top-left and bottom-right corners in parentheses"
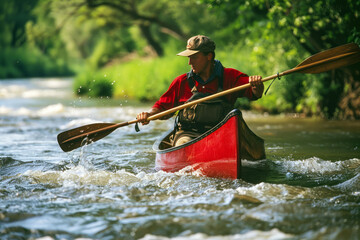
top-left (1, 0), bottom-right (359, 119)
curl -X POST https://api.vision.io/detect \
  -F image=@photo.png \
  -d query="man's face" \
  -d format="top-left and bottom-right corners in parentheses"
top-left (188, 52), bottom-right (212, 75)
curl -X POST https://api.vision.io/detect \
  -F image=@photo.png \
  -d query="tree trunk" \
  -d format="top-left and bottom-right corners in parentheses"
top-left (139, 23), bottom-right (163, 57)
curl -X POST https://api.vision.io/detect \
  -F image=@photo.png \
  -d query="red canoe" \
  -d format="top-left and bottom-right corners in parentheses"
top-left (153, 109), bottom-right (266, 179)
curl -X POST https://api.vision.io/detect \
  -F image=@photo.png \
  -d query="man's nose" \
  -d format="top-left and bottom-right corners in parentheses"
top-left (188, 57), bottom-right (192, 65)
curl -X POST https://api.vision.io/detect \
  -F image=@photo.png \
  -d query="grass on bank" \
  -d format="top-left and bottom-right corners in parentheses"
top-left (74, 55), bottom-right (188, 101)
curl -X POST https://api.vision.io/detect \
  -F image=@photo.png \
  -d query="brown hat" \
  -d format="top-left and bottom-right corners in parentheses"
top-left (177, 35), bottom-right (216, 57)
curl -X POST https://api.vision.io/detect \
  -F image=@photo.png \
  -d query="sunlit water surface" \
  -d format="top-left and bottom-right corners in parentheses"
top-left (1, 78), bottom-right (359, 240)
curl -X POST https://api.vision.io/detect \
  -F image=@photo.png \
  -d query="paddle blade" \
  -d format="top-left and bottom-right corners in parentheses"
top-left (296, 43), bottom-right (360, 74)
top-left (57, 123), bottom-right (120, 152)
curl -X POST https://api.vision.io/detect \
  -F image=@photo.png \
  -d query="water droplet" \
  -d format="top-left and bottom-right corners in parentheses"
top-left (286, 172), bottom-right (293, 178)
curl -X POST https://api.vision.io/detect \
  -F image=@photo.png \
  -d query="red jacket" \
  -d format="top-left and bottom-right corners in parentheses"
top-left (153, 68), bottom-right (254, 111)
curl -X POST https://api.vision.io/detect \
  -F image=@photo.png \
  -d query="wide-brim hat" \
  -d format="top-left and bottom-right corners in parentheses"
top-left (177, 35), bottom-right (216, 57)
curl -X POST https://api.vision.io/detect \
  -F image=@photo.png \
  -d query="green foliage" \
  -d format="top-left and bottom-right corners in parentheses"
top-left (349, 27), bottom-right (360, 46)
top-left (201, 0), bottom-right (360, 118)
top-left (0, 0), bottom-right (38, 48)
top-left (74, 70), bottom-right (114, 98)
top-left (0, 46), bottom-right (72, 78)
top-left (266, 0), bottom-right (360, 51)
top-left (0, 0), bottom-right (75, 78)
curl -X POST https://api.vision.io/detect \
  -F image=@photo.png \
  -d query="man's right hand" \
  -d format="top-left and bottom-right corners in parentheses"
top-left (136, 111), bottom-right (151, 125)
top-left (136, 108), bottom-right (161, 125)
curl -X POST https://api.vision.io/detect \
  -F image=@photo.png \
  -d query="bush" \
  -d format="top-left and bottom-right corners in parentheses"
top-left (0, 46), bottom-right (73, 79)
top-left (74, 70), bottom-right (114, 98)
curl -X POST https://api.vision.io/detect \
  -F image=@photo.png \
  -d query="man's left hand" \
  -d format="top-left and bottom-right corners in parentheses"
top-left (249, 75), bottom-right (264, 99)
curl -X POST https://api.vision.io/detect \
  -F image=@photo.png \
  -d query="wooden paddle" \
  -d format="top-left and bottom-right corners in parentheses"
top-left (58, 43), bottom-right (360, 152)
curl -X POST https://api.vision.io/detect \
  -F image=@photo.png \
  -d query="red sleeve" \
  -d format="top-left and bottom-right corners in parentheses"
top-left (223, 68), bottom-right (254, 104)
top-left (153, 74), bottom-right (192, 111)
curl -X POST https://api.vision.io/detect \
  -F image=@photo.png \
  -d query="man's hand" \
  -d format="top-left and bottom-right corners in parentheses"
top-left (136, 108), bottom-right (160, 125)
top-left (249, 75), bottom-right (264, 99)
top-left (136, 112), bottom-right (151, 125)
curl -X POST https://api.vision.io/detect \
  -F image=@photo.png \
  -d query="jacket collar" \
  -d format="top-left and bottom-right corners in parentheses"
top-left (186, 60), bottom-right (223, 85)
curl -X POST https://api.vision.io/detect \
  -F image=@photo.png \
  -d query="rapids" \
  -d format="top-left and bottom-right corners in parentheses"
top-left (0, 78), bottom-right (359, 240)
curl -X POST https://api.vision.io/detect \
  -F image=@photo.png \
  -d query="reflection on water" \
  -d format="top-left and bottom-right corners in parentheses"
top-left (0, 78), bottom-right (359, 240)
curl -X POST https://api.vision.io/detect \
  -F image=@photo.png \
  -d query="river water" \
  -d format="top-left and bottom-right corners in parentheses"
top-left (0, 78), bottom-right (359, 240)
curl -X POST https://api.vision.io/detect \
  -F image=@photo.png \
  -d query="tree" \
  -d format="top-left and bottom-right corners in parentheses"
top-left (268, 0), bottom-right (360, 119)
top-left (44, 0), bottom-right (228, 58)
top-left (81, 0), bottom-right (189, 56)
top-left (202, 0), bottom-right (360, 119)
top-left (29, 0), bottom-right (226, 64)
top-left (0, 0), bottom-right (38, 48)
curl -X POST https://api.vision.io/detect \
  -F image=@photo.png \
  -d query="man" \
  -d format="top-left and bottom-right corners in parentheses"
top-left (137, 35), bottom-right (264, 146)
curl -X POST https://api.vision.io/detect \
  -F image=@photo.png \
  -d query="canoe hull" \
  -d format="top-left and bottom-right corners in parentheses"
top-left (153, 109), bottom-right (265, 179)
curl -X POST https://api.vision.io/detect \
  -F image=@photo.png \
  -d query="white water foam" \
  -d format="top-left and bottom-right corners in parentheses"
top-left (37, 103), bottom-right (66, 116)
top-left (0, 78), bottom-right (72, 99)
top-left (23, 166), bottom-right (141, 187)
top-left (236, 182), bottom-right (311, 203)
top-left (0, 104), bottom-right (66, 117)
top-left (0, 84), bottom-right (27, 98)
top-left (35, 228), bottom-right (293, 240)
top-left (140, 228), bottom-right (293, 240)
top-left (276, 157), bottom-right (360, 175)
top-left (333, 173), bottom-right (360, 192)
top-left (0, 106), bottom-right (32, 116)
top-left (176, 165), bottom-right (208, 178)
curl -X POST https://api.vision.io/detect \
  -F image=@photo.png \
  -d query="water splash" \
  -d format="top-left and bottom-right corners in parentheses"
top-left (23, 166), bottom-right (140, 187)
top-left (236, 182), bottom-right (310, 203)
